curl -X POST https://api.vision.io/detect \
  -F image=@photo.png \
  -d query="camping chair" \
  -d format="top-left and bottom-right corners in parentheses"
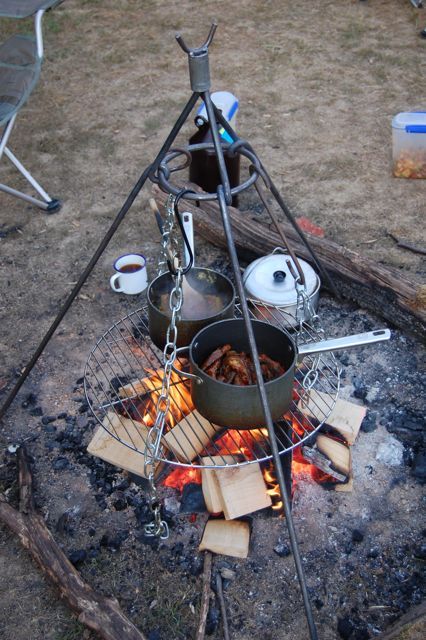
top-left (0, 1), bottom-right (65, 212)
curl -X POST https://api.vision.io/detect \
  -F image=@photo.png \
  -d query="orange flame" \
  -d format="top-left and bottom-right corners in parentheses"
top-left (163, 466), bottom-right (201, 492)
top-left (264, 462), bottom-right (283, 511)
top-left (131, 358), bottom-right (193, 430)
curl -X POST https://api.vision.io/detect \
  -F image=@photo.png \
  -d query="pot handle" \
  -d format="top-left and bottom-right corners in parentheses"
top-left (171, 347), bottom-right (203, 385)
top-left (297, 329), bottom-right (391, 361)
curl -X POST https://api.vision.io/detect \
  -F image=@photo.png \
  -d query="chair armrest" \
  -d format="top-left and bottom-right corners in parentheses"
top-left (0, 1), bottom-right (65, 19)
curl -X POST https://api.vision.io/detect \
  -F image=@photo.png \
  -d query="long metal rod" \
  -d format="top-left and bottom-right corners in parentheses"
top-left (212, 104), bottom-right (339, 299)
top-left (217, 184), bottom-right (318, 639)
top-left (201, 91), bottom-right (232, 204)
top-left (0, 92), bottom-right (200, 423)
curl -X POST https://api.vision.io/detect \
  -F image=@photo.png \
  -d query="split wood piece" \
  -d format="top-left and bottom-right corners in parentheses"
top-left (0, 446), bottom-right (147, 640)
top-left (87, 412), bottom-right (157, 478)
top-left (213, 462), bottom-right (272, 520)
top-left (152, 184), bottom-right (426, 340)
top-left (162, 410), bottom-right (222, 463)
top-left (195, 551), bottom-right (213, 640)
top-left (118, 375), bottom-right (153, 399)
top-left (334, 471), bottom-right (353, 493)
top-left (316, 434), bottom-right (351, 478)
top-left (199, 519), bottom-right (250, 559)
top-left (299, 390), bottom-right (366, 445)
top-left (200, 456), bottom-right (236, 514)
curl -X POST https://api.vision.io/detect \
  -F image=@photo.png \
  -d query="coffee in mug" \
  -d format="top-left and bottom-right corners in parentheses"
top-left (110, 253), bottom-right (148, 294)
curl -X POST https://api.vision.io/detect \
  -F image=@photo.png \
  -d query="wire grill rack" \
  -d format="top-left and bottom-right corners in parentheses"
top-left (84, 301), bottom-right (341, 470)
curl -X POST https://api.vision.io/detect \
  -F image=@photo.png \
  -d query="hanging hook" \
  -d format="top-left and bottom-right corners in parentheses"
top-left (175, 21), bottom-right (218, 55)
top-left (167, 188), bottom-right (196, 276)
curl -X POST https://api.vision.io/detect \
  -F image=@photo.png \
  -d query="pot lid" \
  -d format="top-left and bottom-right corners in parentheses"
top-left (243, 251), bottom-right (319, 306)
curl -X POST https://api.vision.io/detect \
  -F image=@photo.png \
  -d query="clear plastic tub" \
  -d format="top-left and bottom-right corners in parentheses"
top-left (392, 112), bottom-right (426, 179)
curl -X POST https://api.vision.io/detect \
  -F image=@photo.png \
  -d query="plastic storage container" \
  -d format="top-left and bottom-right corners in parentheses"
top-left (392, 112), bottom-right (426, 179)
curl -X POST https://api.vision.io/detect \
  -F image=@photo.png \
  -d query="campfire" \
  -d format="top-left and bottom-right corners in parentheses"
top-left (87, 338), bottom-right (367, 558)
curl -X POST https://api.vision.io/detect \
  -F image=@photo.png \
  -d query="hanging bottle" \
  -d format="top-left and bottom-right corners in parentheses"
top-left (189, 116), bottom-right (240, 207)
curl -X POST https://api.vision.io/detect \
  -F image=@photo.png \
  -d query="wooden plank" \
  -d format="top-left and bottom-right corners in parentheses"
top-left (162, 410), bottom-right (222, 463)
top-left (299, 390), bottom-right (367, 445)
top-left (118, 376), bottom-right (152, 399)
top-left (87, 412), bottom-right (155, 478)
top-left (334, 470), bottom-right (353, 493)
top-left (213, 462), bottom-right (272, 520)
top-left (200, 456), bottom-right (235, 514)
top-left (316, 434), bottom-right (351, 477)
top-left (199, 519), bottom-right (250, 559)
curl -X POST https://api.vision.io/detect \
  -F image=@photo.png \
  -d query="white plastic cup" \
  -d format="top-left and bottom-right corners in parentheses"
top-left (110, 253), bottom-right (148, 295)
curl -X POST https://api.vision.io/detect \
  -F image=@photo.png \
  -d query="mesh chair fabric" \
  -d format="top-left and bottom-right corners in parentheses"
top-left (0, 1), bottom-right (64, 19)
top-left (0, 35), bottom-right (40, 126)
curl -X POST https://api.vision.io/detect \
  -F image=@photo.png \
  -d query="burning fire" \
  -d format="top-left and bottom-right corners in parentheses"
top-left (163, 466), bottom-right (201, 492)
top-left (123, 363), bottom-right (334, 500)
top-left (129, 358), bottom-right (193, 429)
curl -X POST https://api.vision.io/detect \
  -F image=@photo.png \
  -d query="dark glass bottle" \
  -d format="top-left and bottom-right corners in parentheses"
top-left (189, 117), bottom-right (240, 207)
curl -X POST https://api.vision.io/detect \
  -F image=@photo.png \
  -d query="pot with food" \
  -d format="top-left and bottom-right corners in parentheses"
top-left (173, 319), bottom-right (391, 429)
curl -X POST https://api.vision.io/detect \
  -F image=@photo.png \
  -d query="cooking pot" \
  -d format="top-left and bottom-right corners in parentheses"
top-left (147, 267), bottom-right (235, 350)
top-left (243, 248), bottom-right (320, 328)
top-left (174, 319), bottom-right (390, 429)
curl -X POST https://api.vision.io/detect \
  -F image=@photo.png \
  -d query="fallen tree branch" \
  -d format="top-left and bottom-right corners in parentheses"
top-left (152, 184), bottom-right (426, 340)
top-left (0, 446), bottom-right (147, 640)
top-left (195, 551), bottom-right (213, 640)
top-left (387, 232), bottom-right (426, 256)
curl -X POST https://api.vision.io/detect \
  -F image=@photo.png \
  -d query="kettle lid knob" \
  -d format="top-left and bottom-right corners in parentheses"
top-left (273, 270), bottom-right (286, 283)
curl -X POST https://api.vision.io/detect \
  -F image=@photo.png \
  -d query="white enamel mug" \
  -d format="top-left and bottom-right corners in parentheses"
top-left (110, 253), bottom-right (148, 294)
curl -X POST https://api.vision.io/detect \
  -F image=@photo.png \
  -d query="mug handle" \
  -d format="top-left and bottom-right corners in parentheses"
top-left (171, 347), bottom-right (203, 385)
top-left (110, 273), bottom-right (123, 292)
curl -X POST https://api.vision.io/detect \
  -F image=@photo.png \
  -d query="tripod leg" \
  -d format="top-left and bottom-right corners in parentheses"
top-left (0, 92), bottom-right (200, 423)
top-left (216, 186), bottom-right (318, 640)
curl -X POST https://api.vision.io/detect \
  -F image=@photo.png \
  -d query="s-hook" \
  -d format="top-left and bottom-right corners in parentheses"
top-left (166, 188), bottom-right (195, 276)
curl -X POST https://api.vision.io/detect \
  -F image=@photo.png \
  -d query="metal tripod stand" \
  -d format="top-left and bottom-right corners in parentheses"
top-left (0, 23), bottom-right (338, 639)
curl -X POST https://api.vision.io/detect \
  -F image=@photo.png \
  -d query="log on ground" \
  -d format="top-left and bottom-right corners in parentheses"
top-left (152, 184), bottom-right (426, 340)
top-left (0, 446), bottom-right (147, 640)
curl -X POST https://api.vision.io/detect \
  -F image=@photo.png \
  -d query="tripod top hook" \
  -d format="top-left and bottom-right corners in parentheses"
top-left (175, 22), bottom-right (217, 92)
top-left (175, 21), bottom-right (217, 56)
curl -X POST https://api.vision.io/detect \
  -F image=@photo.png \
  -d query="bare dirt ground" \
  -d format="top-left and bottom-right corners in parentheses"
top-left (0, 1), bottom-right (425, 639)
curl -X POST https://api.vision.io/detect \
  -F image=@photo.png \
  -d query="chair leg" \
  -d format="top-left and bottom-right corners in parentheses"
top-left (3, 146), bottom-right (60, 211)
top-left (0, 116), bottom-right (61, 212)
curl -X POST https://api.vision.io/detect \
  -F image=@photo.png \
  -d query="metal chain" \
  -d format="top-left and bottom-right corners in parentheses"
top-left (145, 196), bottom-right (184, 539)
top-left (157, 194), bottom-right (180, 275)
top-left (295, 280), bottom-right (326, 392)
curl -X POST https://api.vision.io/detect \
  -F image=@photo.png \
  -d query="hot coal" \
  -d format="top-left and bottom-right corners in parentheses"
top-left (21, 392), bottom-right (37, 408)
top-left (179, 483), bottom-right (206, 513)
top-left (99, 530), bottom-right (129, 551)
top-left (352, 377), bottom-right (368, 401)
top-left (52, 457), bottom-right (69, 471)
top-left (274, 542), bottom-right (291, 557)
top-left (205, 605), bottom-right (220, 635)
top-left (360, 411), bottom-right (378, 433)
top-left (112, 491), bottom-right (127, 511)
top-left (352, 529), bottom-right (364, 543)
top-left (68, 549), bottom-right (87, 567)
top-left (411, 451), bottom-right (426, 482)
top-left (56, 506), bottom-right (81, 535)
